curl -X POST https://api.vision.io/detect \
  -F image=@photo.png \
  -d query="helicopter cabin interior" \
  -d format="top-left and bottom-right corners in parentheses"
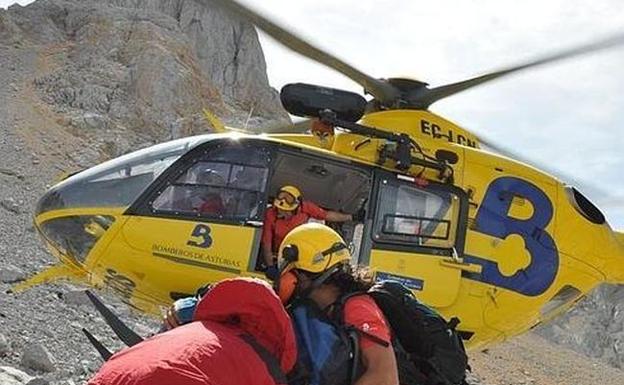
top-left (136, 138), bottom-right (465, 273)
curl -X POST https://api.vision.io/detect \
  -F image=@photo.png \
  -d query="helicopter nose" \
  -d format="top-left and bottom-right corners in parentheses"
top-left (37, 215), bottom-right (115, 264)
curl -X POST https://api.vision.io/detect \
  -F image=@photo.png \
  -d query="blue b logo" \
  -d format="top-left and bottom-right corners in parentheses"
top-left (187, 224), bottom-right (213, 248)
top-left (464, 177), bottom-right (559, 296)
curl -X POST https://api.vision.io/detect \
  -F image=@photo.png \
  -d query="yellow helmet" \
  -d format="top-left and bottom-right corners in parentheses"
top-left (273, 185), bottom-right (302, 211)
top-left (275, 223), bottom-right (351, 303)
top-left (279, 223), bottom-right (350, 273)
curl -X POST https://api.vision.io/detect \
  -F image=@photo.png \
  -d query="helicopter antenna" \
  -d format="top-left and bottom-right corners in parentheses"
top-left (244, 105), bottom-right (255, 130)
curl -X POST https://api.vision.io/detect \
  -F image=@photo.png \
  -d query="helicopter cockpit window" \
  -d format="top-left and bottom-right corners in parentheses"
top-left (151, 144), bottom-right (271, 221)
top-left (35, 136), bottom-right (208, 216)
top-left (373, 178), bottom-right (460, 249)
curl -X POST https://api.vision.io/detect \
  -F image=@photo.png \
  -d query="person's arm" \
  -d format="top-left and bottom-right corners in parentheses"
top-left (303, 201), bottom-right (353, 222)
top-left (326, 211), bottom-right (352, 222)
top-left (261, 211), bottom-right (276, 266)
top-left (354, 343), bottom-right (399, 385)
top-left (344, 297), bottom-right (398, 385)
top-left (262, 244), bottom-right (274, 266)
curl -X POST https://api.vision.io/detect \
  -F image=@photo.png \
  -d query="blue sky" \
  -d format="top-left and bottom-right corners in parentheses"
top-left (3, 0), bottom-right (624, 229)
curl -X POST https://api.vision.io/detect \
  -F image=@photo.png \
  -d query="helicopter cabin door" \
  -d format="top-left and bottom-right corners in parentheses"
top-left (365, 171), bottom-right (470, 308)
top-left (118, 139), bottom-right (271, 301)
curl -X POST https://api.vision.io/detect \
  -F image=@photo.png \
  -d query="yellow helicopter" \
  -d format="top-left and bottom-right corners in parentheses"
top-left (13, 0), bottom-right (624, 351)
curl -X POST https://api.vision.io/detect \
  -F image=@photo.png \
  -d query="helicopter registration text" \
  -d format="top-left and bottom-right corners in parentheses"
top-left (420, 120), bottom-right (477, 148)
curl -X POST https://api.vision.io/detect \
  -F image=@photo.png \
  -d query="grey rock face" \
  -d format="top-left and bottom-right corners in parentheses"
top-left (105, 0), bottom-right (284, 118)
top-left (60, 290), bottom-right (91, 307)
top-left (0, 366), bottom-right (33, 385)
top-left (20, 343), bottom-right (56, 373)
top-left (537, 284), bottom-right (624, 369)
top-left (5, 0), bottom-right (288, 147)
top-left (0, 267), bottom-right (26, 283)
top-left (26, 378), bottom-right (50, 385)
top-left (0, 334), bottom-right (10, 356)
top-left (0, 198), bottom-right (22, 215)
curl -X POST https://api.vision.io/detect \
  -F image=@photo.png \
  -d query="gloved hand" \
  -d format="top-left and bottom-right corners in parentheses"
top-left (265, 265), bottom-right (279, 281)
top-left (352, 207), bottom-right (366, 222)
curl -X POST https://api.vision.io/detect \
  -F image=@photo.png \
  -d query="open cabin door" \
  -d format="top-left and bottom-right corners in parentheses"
top-left (112, 140), bottom-right (271, 302)
top-left (365, 170), bottom-right (473, 308)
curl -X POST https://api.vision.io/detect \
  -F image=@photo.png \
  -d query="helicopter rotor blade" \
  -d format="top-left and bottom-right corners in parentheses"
top-left (414, 32), bottom-right (624, 108)
top-left (210, 0), bottom-right (399, 104)
top-left (476, 133), bottom-right (615, 204)
top-left (261, 118), bottom-right (312, 133)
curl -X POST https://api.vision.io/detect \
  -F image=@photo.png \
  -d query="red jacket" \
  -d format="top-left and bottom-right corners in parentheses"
top-left (262, 201), bottom-right (328, 253)
top-left (88, 278), bottom-right (297, 385)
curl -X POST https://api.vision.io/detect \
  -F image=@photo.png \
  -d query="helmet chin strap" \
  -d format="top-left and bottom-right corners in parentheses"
top-left (299, 262), bottom-right (345, 299)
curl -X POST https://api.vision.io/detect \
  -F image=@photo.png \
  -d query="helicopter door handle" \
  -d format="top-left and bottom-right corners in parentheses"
top-left (439, 259), bottom-right (483, 274)
top-left (245, 220), bottom-right (264, 227)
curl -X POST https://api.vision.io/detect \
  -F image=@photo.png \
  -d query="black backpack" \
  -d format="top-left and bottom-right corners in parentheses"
top-left (335, 280), bottom-right (469, 385)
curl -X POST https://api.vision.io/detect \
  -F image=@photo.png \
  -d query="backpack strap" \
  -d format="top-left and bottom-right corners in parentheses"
top-left (331, 292), bottom-right (391, 348)
top-left (330, 292), bottom-right (393, 385)
top-left (447, 317), bottom-right (460, 330)
top-left (239, 333), bottom-right (288, 385)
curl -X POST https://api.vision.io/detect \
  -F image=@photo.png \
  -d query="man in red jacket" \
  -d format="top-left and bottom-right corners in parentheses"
top-left (262, 185), bottom-right (357, 279)
top-left (88, 278), bottom-right (297, 385)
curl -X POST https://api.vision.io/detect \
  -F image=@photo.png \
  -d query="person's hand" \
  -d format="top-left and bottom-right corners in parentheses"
top-left (352, 207), bottom-right (366, 222)
top-left (265, 265), bottom-right (279, 281)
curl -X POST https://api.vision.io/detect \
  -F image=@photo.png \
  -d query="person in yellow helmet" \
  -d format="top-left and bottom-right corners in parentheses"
top-left (274, 223), bottom-right (399, 385)
top-left (261, 185), bottom-right (357, 279)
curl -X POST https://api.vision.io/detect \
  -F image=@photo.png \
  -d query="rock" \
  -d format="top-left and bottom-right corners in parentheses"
top-left (0, 366), bottom-right (33, 385)
top-left (0, 266), bottom-right (25, 283)
top-left (0, 333), bottom-right (10, 356)
top-left (26, 378), bottom-right (50, 385)
top-left (69, 113), bottom-right (107, 131)
top-left (76, 359), bottom-right (98, 376)
top-left (82, 113), bottom-right (106, 130)
top-left (20, 343), bottom-right (56, 373)
top-left (62, 290), bottom-right (91, 307)
top-left (0, 198), bottom-right (21, 214)
top-left (0, 168), bottom-right (24, 180)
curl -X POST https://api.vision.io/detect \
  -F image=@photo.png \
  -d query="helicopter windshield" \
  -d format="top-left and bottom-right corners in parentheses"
top-left (36, 136), bottom-right (210, 216)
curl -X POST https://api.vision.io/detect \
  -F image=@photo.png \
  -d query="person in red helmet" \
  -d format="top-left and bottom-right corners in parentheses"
top-left (262, 185), bottom-right (358, 279)
top-left (87, 278), bottom-right (297, 385)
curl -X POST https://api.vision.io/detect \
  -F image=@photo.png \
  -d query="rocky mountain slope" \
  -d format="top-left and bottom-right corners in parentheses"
top-left (0, 0), bottom-right (623, 384)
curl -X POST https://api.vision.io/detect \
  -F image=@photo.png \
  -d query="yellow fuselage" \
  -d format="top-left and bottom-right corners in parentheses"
top-left (25, 110), bottom-right (624, 350)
